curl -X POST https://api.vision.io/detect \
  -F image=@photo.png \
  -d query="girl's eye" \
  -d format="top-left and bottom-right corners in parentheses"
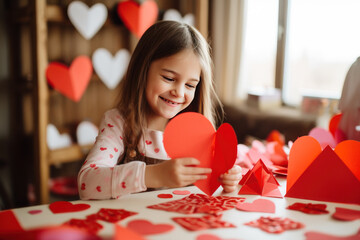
top-left (186, 84), bottom-right (196, 89)
top-left (162, 76), bottom-right (174, 81)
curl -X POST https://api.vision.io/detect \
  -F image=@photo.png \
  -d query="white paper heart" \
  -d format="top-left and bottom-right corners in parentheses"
top-left (47, 124), bottom-right (72, 150)
top-left (163, 9), bottom-right (195, 26)
top-left (92, 48), bottom-right (130, 89)
top-left (67, 1), bottom-right (107, 40)
top-left (76, 121), bottom-right (98, 146)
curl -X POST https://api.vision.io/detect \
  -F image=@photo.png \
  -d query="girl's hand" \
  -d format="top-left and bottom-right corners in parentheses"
top-left (219, 165), bottom-right (242, 193)
top-left (145, 158), bottom-right (211, 189)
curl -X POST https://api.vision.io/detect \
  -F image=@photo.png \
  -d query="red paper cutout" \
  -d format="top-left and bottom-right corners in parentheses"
top-left (63, 218), bottom-right (103, 234)
top-left (287, 202), bottom-right (329, 214)
top-left (148, 193), bottom-right (245, 215)
top-left (157, 194), bottom-right (173, 199)
top-left (266, 130), bottom-right (285, 146)
top-left (305, 228), bottom-right (360, 240)
top-left (0, 210), bottom-right (24, 235)
top-left (126, 219), bottom-right (174, 235)
top-left (115, 224), bottom-right (146, 240)
top-left (286, 136), bottom-right (360, 204)
top-left (173, 214), bottom-right (235, 231)
top-left (163, 112), bottom-right (238, 196)
top-left (46, 56), bottom-right (92, 102)
top-left (236, 199), bottom-right (276, 213)
top-left (49, 201), bottom-right (91, 214)
top-left (28, 210), bottom-right (42, 215)
top-left (172, 190), bottom-right (191, 195)
top-left (332, 207), bottom-right (360, 221)
top-left (117, 0), bottom-right (158, 38)
top-left (196, 234), bottom-right (241, 240)
top-left (86, 208), bottom-right (137, 223)
top-left (245, 216), bottom-right (304, 234)
top-left (238, 159), bottom-right (282, 198)
top-left (329, 113), bottom-right (343, 137)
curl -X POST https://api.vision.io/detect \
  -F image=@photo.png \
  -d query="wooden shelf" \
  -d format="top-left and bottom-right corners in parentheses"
top-left (49, 144), bottom-right (92, 165)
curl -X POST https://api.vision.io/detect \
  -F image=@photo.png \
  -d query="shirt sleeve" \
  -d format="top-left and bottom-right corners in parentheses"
top-left (78, 109), bottom-right (147, 200)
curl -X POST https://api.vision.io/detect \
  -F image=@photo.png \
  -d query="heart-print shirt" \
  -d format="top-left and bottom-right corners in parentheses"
top-left (78, 109), bottom-right (170, 200)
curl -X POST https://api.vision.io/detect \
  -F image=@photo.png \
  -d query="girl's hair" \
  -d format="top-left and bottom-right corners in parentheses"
top-left (116, 20), bottom-right (223, 149)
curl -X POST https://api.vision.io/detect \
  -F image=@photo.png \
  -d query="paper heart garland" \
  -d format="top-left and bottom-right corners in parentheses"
top-left (76, 120), bottom-right (98, 146)
top-left (163, 9), bottom-right (195, 26)
top-left (236, 199), bottom-right (276, 213)
top-left (46, 56), bottom-right (93, 102)
top-left (126, 219), bottom-right (174, 235)
top-left (163, 112), bottom-right (237, 196)
top-left (49, 201), bottom-right (90, 214)
top-left (47, 124), bottom-right (72, 150)
top-left (92, 48), bottom-right (130, 89)
top-left (67, 1), bottom-right (107, 40)
top-left (286, 136), bottom-right (360, 204)
top-left (117, 0), bottom-right (158, 38)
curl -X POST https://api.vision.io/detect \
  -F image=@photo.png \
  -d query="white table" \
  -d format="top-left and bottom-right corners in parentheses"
top-left (9, 178), bottom-right (360, 240)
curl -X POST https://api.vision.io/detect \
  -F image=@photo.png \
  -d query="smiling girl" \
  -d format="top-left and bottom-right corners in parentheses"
top-left (78, 21), bottom-right (241, 200)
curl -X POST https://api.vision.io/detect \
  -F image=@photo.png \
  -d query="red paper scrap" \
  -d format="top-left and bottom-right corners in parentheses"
top-left (244, 216), bottom-right (304, 234)
top-left (236, 199), bottom-right (276, 213)
top-left (286, 136), bottom-right (360, 205)
top-left (305, 228), bottom-right (360, 240)
top-left (196, 233), bottom-right (242, 240)
top-left (0, 210), bottom-right (24, 235)
top-left (173, 214), bottom-right (235, 231)
top-left (86, 208), bottom-right (137, 223)
top-left (172, 190), bottom-right (191, 195)
top-left (332, 207), bottom-right (360, 221)
top-left (127, 219), bottom-right (174, 235)
top-left (238, 159), bottom-right (283, 198)
top-left (63, 218), bottom-right (103, 234)
top-left (287, 202), bottom-right (329, 214)
top-left (157, 194), bottom-right (173, 199)
top-left (147, 193), bottom-right (245, 215)
top-left (115, 224), bottom-right (146, 240)
top-left (49, 201), bottom-right (90, 214)
top-left (163, 112), bottom-right (237, 196)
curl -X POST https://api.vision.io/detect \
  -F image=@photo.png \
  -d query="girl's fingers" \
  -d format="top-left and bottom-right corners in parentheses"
top-left (183, 166), bottom-right (212, 175)
top-left (221, 179), bottom-right (240, 186)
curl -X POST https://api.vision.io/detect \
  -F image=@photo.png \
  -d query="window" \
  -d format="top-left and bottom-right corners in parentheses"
top-left (237, 0), bottom-right (360, 106)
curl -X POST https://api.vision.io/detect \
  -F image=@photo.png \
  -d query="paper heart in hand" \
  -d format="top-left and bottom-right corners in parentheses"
top-left (238, 159), bottom-right (282, 198)
top-left (117, 0), bottom-right (158, 38)
top-left (67, 1), bottom-right (107, 40)
top-left (286, 136), bottom-right (360, 204)
top-left (47, 124), bottom-right (72, 150)
top-left (236, 199), bottom-right (276, 213)
top-left (76, 120), bottom-right (98, 146)
top-left (46, 56), bottom-right (92, 102)
top-left (163, 9), bottom-right (194, 26)
top-left (49, 201), bottom-right (90, 214)
top-left (163, 112), bottom-right (238, 196)
top-left (92, 48), bottom-right (130, 90)
top-left (126, 219), bottom-right (174, 235)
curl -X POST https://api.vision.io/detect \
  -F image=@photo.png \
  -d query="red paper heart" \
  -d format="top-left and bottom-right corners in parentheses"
top-left (163, 112), bottom-right (237, 196)
top-left (172, 190), bottom-right (191, 195)
top-left (117, 0), bottom-right (158, 38)
top-left (28, 210), bottom-right (42, 215)
top-left (49, 201), bottom-right (90, 214)
top-left (157, 194), bottom-right (173, 199)
top-left (46, 56), bottom-right (92, 102)
top-left (126, 219), bottom-right (174, 235)
top-left (332, 207), bottom-right (360, 221)
top-left (236, 199), bottom-right (276, 213)
top-left (305, 229), bottom-right (360, 240)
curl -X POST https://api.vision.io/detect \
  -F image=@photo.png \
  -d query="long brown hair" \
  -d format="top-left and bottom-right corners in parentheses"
top-left (116, 21), bottom-right (223, 150)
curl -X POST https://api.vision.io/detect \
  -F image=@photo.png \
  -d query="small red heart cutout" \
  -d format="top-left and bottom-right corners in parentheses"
top-left (127, 219), bottom-right (174, 235)
top-left (49, 201), bottom-right (90, 214)
top-left (46, 56), bottom-right (92, 102)
top-left (163, 112), bottom-right (237, 196)
top-left (117, 0), bottom-right (158, 38)
top-left (236, 199), bottom-right (275, 213)
top-left (172, 190), bottom-right (191, 195)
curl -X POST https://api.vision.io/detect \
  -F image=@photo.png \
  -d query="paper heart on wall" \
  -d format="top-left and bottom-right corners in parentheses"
top-left (163, 9), bottom-right (195, 26)
top-left (163, 112), bottom-right (237, 196)
top-left (47, 124), bottom-right (72, 150)
top-left (46, 56), bottom-right (92, 102)
top-left (286, 136), bottom-right (360, 204)
top-left (92, 48), bottom-right (130, 89)
top-left (76, 120), bottom-right (98, 146)
top-left (67, 1), bottom-right (108, 40)
top-left (117, 0), bottom-right (158, 38)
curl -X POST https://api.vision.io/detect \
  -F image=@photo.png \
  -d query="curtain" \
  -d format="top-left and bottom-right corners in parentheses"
top-left (211, 0), bottom-right (246, 105)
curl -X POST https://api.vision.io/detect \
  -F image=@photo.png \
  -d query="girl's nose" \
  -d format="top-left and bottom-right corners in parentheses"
top-left (171, 84), bottom-right (185, 97)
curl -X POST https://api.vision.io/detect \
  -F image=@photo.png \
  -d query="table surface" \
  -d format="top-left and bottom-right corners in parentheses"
top-left (9, 177), bottom-right (360, 240)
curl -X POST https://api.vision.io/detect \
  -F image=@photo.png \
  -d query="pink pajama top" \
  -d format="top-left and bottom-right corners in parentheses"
top-left (78, 109), bottom-right (170, 200)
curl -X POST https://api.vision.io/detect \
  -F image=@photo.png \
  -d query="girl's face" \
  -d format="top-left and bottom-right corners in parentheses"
top-left (146, 49), bottom-right (201, 125)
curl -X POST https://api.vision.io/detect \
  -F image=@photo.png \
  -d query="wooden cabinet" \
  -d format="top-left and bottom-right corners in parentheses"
top-left (7, 0), bottom-right (209, 205)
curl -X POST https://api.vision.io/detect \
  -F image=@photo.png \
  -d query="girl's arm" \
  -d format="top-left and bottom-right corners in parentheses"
top-left (78, 109), bottom-right (146, 200)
